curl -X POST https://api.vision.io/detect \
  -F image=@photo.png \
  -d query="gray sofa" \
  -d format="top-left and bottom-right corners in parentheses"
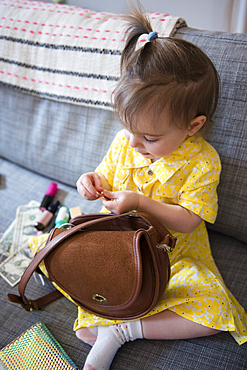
top-left (0, 1), bottom-right (247, 369)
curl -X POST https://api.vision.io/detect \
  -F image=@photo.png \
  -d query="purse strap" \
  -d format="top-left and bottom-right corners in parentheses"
top-left (7, 212), bottom-right (174, 311)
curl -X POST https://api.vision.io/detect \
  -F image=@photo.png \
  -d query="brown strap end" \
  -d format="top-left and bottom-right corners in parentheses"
top-left (7, 294), bottom-right (33, 311)
top-left (7, 289), bottom-right (63, 311)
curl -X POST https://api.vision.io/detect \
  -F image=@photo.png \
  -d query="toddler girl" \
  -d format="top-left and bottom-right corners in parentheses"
top-left (75, 4), bottom-right (247, 370)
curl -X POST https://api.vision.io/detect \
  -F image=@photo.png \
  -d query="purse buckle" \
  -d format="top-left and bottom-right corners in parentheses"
top-left (156, 243), bottom-right (173, 253)
top-left (92, 294), bottom-right (107, 303)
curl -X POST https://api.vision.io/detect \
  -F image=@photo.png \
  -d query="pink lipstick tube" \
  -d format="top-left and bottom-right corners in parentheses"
top-left (40, 182), bottom-right (58, 211)
top-left (35, 200), bottom-right (60, 231)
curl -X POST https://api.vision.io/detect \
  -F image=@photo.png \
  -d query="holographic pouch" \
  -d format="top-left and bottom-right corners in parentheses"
top-left (0, 322), bottom-right (78, 369)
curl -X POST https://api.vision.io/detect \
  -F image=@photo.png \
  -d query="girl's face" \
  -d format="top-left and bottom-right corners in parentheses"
top-left (124, 112), bottom-right (192, 161)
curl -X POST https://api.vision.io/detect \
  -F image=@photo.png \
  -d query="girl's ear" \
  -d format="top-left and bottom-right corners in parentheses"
top-left (188, 115), bottom-right (206, 136)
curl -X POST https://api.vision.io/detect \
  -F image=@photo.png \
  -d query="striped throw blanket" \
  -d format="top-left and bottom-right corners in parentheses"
top-left (0, 0), bottom-right (187, 109)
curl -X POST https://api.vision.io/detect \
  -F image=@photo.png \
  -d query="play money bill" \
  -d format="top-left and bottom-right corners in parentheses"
top-left (0, 200), bottom-right (42, 286)
top-left (11, 200), bottom-right (42, 255)
top-left (0, 219), bottom-right (16, 264)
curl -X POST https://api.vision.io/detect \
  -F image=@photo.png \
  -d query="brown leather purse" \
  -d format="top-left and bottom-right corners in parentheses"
top-left (8, 212), bottom-right (176, 320)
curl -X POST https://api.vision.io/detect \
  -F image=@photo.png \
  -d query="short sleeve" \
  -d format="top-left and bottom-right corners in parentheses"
top-left (178, 151), bottom-right (221, 224)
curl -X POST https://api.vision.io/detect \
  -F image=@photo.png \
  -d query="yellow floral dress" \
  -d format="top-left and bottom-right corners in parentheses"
top-left (30, 130), bottom-right (247, 345)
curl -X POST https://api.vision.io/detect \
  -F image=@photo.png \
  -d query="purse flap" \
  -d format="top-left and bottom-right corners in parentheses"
top-left (44, 229), bottom-right (142, 308)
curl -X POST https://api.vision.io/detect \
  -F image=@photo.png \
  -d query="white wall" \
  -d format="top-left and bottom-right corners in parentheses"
top-left (55, 0), bottom-right (246, 33)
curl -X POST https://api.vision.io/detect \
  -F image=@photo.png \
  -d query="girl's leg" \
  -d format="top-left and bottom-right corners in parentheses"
top-left (78, 310), bottom-right (220, 370)
top-left (141, 309), bottom-right (220, 340)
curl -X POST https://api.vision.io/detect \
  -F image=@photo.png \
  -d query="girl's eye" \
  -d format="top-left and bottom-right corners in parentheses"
top-left (144, 136), bottom-right (158, 143)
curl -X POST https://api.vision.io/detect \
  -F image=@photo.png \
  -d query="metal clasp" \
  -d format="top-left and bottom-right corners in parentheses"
top-left (92, 294), bottom-right (107, 303)
top-left (156, 243), bottom-right (173, 253)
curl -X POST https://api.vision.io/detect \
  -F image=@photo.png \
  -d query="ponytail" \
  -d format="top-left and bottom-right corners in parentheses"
top-left (120, 1), bottom-right (153, 72)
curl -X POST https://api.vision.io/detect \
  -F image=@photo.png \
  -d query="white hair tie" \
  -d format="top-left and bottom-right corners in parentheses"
top-left (135, 31), bottom-right (158, 52)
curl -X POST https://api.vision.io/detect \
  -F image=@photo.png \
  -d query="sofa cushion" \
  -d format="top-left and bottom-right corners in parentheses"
top-left (175, 28), bottom-right (247, 244)
top-left (0, 84), bottom-right (121, 187)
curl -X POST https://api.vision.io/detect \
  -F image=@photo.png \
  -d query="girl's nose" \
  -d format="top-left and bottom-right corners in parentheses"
top-left (129, 134), bottom-right (141, 148)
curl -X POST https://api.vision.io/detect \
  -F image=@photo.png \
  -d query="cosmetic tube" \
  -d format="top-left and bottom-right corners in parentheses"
top-left (35, 200), bottom-right (60, 231)
top-left (40, 182), bottom-right (58, 211)
top-left (55, 206), bottom-right (70, 228)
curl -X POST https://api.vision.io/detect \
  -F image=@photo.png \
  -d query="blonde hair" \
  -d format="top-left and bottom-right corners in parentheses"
top-left (113, 2), bottom-right (219, 135)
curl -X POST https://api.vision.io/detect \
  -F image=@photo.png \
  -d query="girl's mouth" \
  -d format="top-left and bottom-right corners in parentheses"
top-left (135, 149), bottom-right (150, 156)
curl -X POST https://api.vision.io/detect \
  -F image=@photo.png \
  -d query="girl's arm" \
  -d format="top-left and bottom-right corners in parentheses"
top-left (101, 189), bottom-right (202, 234)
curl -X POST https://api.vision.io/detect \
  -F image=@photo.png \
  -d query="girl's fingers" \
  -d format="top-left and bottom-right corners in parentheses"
top-left (101, 189), bottom-right (115, 200)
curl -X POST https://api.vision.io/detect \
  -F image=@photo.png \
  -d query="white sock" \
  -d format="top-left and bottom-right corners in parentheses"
top-left (83, 320), bottom-right (143, 370)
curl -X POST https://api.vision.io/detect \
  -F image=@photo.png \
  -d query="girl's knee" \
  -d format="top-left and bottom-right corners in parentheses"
top-left (76, 327), bottom-right (98, 346)
top-left (203, 327), bottom-right (221, 336)
top-left (76, 327), bottom-right (88, 340)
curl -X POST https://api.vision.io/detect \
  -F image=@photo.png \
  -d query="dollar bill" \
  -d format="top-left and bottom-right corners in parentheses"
top-left (0, 200), bottom-right (42, 286)
top-left (11, 200), bottom-right (42, 255)
top-left (0, 219), bottom-right (16, 264)
top-left (0, 248), bottom-right (33, 287)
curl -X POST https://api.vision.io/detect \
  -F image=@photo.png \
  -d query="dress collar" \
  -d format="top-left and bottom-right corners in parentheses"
top-left (123, 136), bottom-right (203, 183)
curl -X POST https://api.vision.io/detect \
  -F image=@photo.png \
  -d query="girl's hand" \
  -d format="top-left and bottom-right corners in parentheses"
top-left (76, 172), bottom-right (103, 200)
top-left (100, 189), bottom-right (139, 214)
